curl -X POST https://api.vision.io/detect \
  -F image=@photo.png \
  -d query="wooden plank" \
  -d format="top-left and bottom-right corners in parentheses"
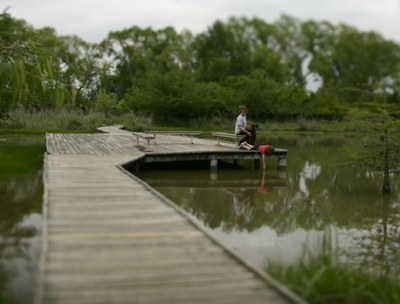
top-left (43, 287), bottom-right (285, 304)
top-left (62, 134), bottom-right (78, 154)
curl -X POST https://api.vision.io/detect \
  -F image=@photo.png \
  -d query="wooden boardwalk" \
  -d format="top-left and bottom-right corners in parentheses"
top-left (35, 126), bottom-right (301, 304)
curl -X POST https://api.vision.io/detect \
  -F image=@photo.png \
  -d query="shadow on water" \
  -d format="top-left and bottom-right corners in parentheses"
top-left (0, 135), bottom-right (44, 304)
top-left (137, 133), bottom-right (400, 274)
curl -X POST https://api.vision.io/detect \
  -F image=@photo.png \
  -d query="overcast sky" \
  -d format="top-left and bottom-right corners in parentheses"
top-left (2, 0), bottom-right (400, 43)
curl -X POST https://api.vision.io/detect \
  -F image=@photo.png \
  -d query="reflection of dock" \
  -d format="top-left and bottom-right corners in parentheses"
top-left (135, 149), bottom-right (288, 168)
top-left (36, 126), bottom-right (302, 304)
top-left (140, 177), bottom-right (286, 188)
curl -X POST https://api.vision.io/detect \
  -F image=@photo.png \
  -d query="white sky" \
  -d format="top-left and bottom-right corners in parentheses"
top-left (2, 0), bottom-right (400, 43)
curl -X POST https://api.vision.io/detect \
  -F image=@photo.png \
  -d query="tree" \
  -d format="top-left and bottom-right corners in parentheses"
top-left (0, 10), bottom-right (43, 113)
top-left (304, 21), bottom-right (400, 103)
top-left (352, 100), bottom-right (400, 193)
top-left (0, 11), bottom-right (100, 113)
top-left (2, 10), bottom-right (400, 122)
top-left (100, 26), bottom-right (191, 100)
top-left (193, 19), bottom-right (252, 82)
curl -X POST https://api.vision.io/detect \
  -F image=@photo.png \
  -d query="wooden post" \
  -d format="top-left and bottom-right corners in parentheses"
top-left (277, 157), bottom-right (287, 169)
top-left (133, 163), bottom-right (140, 175)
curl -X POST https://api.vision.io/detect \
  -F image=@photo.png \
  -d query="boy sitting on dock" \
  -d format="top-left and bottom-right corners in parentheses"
top-left (235, 105), bottom-right (256, 145)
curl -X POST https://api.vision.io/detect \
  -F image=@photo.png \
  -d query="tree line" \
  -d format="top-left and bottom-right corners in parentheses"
top-left (1, 10), bottom-right (400, 122)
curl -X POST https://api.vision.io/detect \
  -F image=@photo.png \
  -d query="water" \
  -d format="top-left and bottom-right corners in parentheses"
top-left (1, 133), bottom-right (398, 303)
top-left (0, 135), bottom-right (44, 304)
top-left (138, 134), bottom-right (400, 273)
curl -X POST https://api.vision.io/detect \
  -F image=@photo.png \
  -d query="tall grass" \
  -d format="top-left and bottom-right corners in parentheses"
top-left (0, 108), bottom-right (153, 132)
top-left (267, 227), bottom-right (400, 304)
top-left (0, 107), bottom-right (379, 135)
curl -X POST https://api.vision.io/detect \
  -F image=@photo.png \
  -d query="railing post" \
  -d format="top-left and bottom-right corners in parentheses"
top-left (210, 159), bottom-right (218, 170)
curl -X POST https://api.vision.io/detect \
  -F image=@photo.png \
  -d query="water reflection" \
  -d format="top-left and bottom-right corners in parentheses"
top-left (138, 135), bottom-right (400, 274)
top-left (348, 195), bottom-right (400, 275)
top-left (299, 161), bottom-right (321, 196)
top-left (0, 135), bottom-right (44, 304)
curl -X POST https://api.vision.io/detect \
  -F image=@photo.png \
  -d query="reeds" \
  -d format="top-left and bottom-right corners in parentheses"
top-left (267, 227), bottom-right (400, 304)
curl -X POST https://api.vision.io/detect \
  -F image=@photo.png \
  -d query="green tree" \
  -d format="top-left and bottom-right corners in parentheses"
top-left (193, 18), bottom-right (252, 82)
top-left (0, 11), bottom-right (98, 113)
top-left (2, 10), bottom-right (400, 122)
top-left (350, 99), bottom-right (400, 193)
top-left (0, 11), bottom-right (44, 112)
top-left (272, 15), bottom-right (308, 86)
top-left (100, 26), bottom-right (191, 100)
top-left (304, 21), bottom-right (400, 103)
top-left (124, 68), bottom-right (230, 122)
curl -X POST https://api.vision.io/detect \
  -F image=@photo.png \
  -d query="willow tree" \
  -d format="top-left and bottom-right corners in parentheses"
top-left (0, 11), bottom-right (64, 112)
top-left (0, 10), bottom-right (38, 114)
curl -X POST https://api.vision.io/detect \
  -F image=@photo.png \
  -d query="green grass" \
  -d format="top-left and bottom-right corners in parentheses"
top-left (267, 227), bottom-right (400, 304)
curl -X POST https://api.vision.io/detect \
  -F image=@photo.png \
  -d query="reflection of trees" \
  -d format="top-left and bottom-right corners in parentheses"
top-left (152, 135), bottom-right (400, 273)
top-left (347, 193), bottom-right (400, 275)
top-left (0, 136), bottom-right (44, 301)
top-left (156, 135), bottom-right (399, 236)
top-left (0, 173), bottom-right (42, 294)
top-left (158, 164), bottom-right (392, 236)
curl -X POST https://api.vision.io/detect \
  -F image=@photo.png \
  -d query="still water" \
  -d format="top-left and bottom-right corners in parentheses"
top-left (1, 133), bottom-right (399, 303)
top-left (138, 134), bottom-right (400, 273)
top-left (0, 135), bottom-right (44, 304)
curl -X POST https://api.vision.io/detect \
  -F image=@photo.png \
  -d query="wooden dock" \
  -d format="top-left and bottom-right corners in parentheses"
top-left (35, 126), bottom-right (300, 304)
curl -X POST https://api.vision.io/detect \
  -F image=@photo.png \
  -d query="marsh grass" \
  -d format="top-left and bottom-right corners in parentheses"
top-left (0, 108), bottom-right (373, 136)
top-left (0, 108), bottom-right (153, 132)
top-left (267, 227), bottom-right (400, 304)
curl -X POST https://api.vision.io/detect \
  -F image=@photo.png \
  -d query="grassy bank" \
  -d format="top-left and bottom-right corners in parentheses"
top-left (267, 228), bottom-right (400, 304)
top-left (0, 108), bottom-right (366, 135)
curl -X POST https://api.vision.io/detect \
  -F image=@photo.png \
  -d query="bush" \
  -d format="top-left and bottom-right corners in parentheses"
top-left (94, 90), bottom-right (116, 115)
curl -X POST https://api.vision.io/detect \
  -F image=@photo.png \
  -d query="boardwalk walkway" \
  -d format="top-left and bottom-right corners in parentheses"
top-left (35, 126), bottom-right (301, 304)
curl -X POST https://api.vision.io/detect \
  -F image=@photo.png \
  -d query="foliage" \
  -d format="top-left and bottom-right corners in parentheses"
top-left (0, 10), bottom-right (104, 115)
top-left (93, 90), bottom-right (117, 115)
top-left (1, 11), bottom-right (400, 122)
top-left (347, 102), bottom-right (400, 192)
